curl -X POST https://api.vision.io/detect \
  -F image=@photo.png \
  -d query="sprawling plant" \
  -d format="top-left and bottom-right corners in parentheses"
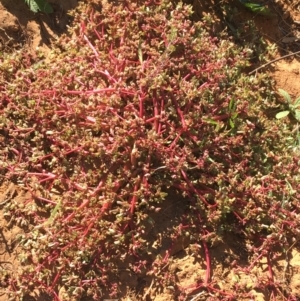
top-left (0, 0), bottom-right (299, 300)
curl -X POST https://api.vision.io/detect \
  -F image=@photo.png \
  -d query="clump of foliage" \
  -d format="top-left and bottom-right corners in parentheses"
top-left (276, 89), bottom-right (300, 121)
top-left (0, 0), bottom-right (299, 300)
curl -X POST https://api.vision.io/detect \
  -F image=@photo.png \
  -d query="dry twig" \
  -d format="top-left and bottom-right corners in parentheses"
top-left (249, 50), bottom-right (300, 75)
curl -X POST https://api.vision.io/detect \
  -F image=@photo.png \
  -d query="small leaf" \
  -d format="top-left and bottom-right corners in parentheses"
top-left (294, 97), bottom-right (300, 107)
top-left (295, 110), bottom-right (300, 122)
top-left (232, 274), bottom-right (240, 282)
top-left (44, 200), bottom-right (61, 226)
top-left (241, 1), bottom-right (272, 16)
top-left (231, 112), bottom-right (238, 119)
top-left (276, 111), bottom-right (290, 119)
top-left (229, 98), bottom-right (236, 111)
top-left (25, 0), bottom-right (38, 12)
top-left (203, 118), bottom-right (218, 126)
top-left (278, 89), bottom-right (292, 104)
top-left (25, 0), bottom-right (53, 13)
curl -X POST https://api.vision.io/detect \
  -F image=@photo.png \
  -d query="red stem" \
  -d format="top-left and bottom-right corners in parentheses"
top-left (63, 199), bottom-right (89, 223)
top-left (82, 220), bottom-right (96, 239)
top-left (233, 211), bottom-right (246, 225)
top-left (139, 93), bottom-right (144, 118)
top-left (168, 130), bottom-right (183, 150)
top-left (145, 115), bottom-right (160, 123)
top-left (179, 170), bottom-right (215, 207)
top-left (83, 34), bottom-right (100, 60)
top-left (93, 28), bottom-right (102, 41)
top-left (245, 252), bottom-right (265, 272)
top-left (51, 271), bottom-right (61, 288)
top-left (267, 253), bottom-right (275, 284)
top-left (202, 239), bottom-right (211, 285)
top-left (34, 196), bottom-right (57, 205)
top-left (158, 97), bottom-right (165, 135)
top-left (122, 177), bottom-right (142, 233)
top-left (170, 94), bottom-right (187, 130)
top-left (129, 177), bottom-right (141, 217)
top-left (153, 91), bottom-right (159, 133)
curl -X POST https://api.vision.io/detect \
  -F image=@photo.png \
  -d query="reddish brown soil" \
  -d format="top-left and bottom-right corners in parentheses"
top-left (0, 0), bottom-right (300, 300)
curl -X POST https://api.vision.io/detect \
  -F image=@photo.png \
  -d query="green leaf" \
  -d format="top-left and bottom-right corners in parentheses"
top-left (229, 98), bottom-right (236, 112)
top-left (242, 2), bottom-right (272, 16)
top-left (25, 0), bottom-right (38, 12)
top-left (276, 111), bottom-right (290, 119)
top-left (232, 273), bottom-right (240, 282)
top-left (231, 112), bottom-right (238, 119)
top-left (41, 199), bottom-right (62, 227)
top-left (278, 89), bottom-right (292, 104)
top-left (295, 110), bottom-right (300, 122)
top-left (203, 118), bottom-right (218, 126)
top-left (25, 0), bottom-right (53, 13)
top-left (294, 97), bottom-right (300, 107)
